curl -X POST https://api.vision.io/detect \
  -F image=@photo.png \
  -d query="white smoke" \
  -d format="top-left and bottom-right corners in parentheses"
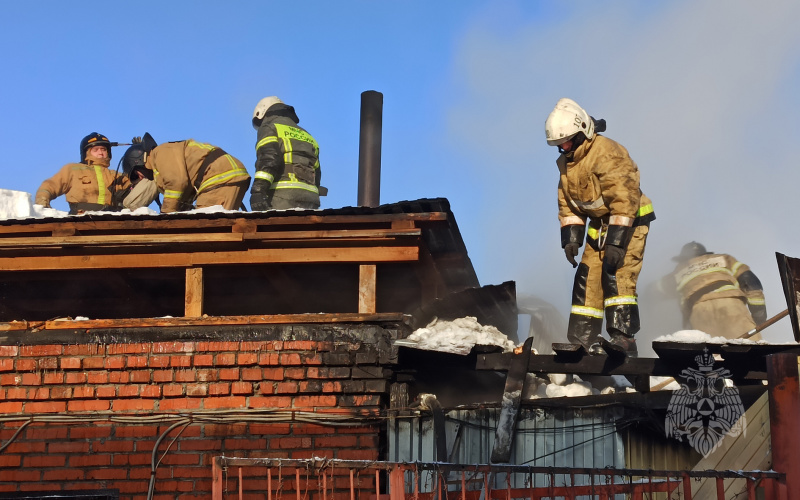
top-left (445, 0), bottom-right (800, 348)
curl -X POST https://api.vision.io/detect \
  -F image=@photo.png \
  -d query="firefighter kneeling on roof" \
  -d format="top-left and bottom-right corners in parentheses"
top-left (133, 133), bottom-right (251, 213)
top-left (545, 98), bottom-right (655, 357)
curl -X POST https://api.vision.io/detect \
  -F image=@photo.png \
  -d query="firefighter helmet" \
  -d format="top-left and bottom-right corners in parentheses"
top-left (252, 96), bottom-right (283, 130)
top-left (121, 145), bottom-right (146, 179)
top-left (673, 242), bottom-right (709, 262)
top-left (80, 132), bottom-right (112, 162)
top-left (545, 98), bottom-right (594, 146)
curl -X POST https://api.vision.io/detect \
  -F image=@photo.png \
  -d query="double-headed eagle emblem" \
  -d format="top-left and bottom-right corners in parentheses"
top-left (665, 348), bottom-right (746, 457)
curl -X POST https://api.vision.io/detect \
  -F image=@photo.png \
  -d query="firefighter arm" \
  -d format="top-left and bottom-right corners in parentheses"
top-left (149, 151), bottom-right (189, 214)
top-left (738, 269), bottom-right (767, 324)
top-left (598, 149), bottom-right (641, 228)
top-left (35, 165), bottom-right (71, 207)
top-left (251, 131), bottom-right (282, 211)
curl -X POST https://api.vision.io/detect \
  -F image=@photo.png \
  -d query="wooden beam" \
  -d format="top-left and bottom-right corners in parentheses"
top-left (359, 264), bottom-right (377, 314)
top-left (0, 246), bottom-right (419, 271)
top-left (42, 312), bottom-right (410, 330)
top-left (185, 267), bottom-right (203, 317)
top-left (0, 212), bottom-right (449, 237)
top-left (0, 228), bottom-right (420, 248)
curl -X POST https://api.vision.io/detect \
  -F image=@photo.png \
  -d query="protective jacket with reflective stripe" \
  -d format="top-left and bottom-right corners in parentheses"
top-left (35, 159), bottom-right (129, 209)
top-left (146, 140), bottom-right (250, 213)
top-left (254, 104), bottom-right (321, 197)
top-left (671, 253), bottom-right (765, 310)
top-left (557, 135), bottom-right (654, 235)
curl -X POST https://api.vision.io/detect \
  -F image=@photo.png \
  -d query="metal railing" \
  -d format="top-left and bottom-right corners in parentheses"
top-left (211, 457), bottom-right (787, 500)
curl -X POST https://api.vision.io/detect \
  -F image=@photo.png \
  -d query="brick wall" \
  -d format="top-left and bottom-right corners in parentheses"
top-left (0, 325), bottom-right (400, 498)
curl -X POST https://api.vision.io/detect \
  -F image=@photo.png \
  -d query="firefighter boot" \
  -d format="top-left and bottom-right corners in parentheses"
top-left (567, 315), bottom-right (604, 355)
top-left (601, 332), bottom-right (638, 358)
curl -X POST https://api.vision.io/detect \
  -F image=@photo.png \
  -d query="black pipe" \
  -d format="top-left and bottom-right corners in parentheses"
top-left (357, 91), bottom-right (383, 207)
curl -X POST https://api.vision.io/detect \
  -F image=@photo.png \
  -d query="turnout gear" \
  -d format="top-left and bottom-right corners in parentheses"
top-left (145, 139), bottom-right (250, 213)
top-left (250, 101), bottom-right (321, 210)
top-left (80, 132), bottom-right (112, 162)
top-left (36, 133), bottom-right (129, 212)
top-left (666, 248), bottom-right (767, 339)
top-left (549, 98), bottom-right (654, 354)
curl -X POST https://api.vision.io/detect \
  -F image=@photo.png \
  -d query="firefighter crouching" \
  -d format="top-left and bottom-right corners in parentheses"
top-left (111, 135), bottom-right (160, 210)
top-left (545, 98), bottom-right (655, 357)
top-left (35, 132), bottom-right (130, 214)
top-left (136, 134), bottom-right (251, 213)
top-left (250, 96), bottom-right (322, 211)
top-left (662, 242), bottom-right (767, 340)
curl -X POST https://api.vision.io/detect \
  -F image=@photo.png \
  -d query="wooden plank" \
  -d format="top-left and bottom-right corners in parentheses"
top-left (0, 321), bottom-right (29, 331)
top-left (43, 312), bottom-right (409, 330)
top-left (0, 228), bottom-right (419, 248)
top-left (0, 212), bottom-right (449, 236)
top-left (359, 264), bottom-right (377, 314)
top-left (0, 233), bottom-right (244, 247)
top-left (0, 246), bottom-right (420, 271)
top-left (491, 336), bottom-right (534, 463)
top-left (185, 267), bottom-right (203, 317)
top-left (689, 392), bottom-right (771, 499)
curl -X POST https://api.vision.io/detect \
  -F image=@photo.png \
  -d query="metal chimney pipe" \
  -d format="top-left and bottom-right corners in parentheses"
top-left (357, 90), bottom-right (383, 207)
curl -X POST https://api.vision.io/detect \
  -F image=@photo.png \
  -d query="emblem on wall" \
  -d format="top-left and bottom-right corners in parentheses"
top-left (665, 348), bottom-right (745, 457)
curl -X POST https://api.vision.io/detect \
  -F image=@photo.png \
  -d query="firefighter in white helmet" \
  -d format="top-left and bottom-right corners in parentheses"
top-left (250, 96), bottom-right (321, 211)
top-left (545, 98), bottom-right (655, 356)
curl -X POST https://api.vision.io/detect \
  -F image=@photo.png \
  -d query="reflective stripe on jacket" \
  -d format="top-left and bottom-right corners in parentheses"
top-left (672, 253), bottom-right (764, 308)
top-left (557, 135), bottom-right (654, 239)
top-left (255, 108), bottom-right (320, 194)
top-left (146, 140), bottom-right (250, 213)
top-left (35, 160), bottom-right (129, 208)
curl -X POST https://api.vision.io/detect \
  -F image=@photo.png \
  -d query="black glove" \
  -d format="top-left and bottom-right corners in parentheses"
top-left (250, 178), bottom-right (270, 211)
top-left (132, 136), bottom-right (142, 144)
top-left (564, 243), bottom-right (579, 268)
top-left (603, 244), bottom-right (626, 272)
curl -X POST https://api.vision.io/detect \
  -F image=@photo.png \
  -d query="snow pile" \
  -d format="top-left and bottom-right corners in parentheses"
top-left (405, 316), bottom-right (517, 355)
top-left (654, 329), bottom-right (767, 345)
top-left (526, 373), bottom-right (633, 399)
top-left (0, 189), bottom-right (69, 219)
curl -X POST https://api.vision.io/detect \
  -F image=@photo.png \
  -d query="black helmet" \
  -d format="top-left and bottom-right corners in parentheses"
top-left (121, 145), bottom-right (146, 179)
top-left (673, 241), bottom-right (709, 262)
top-left (80, 132), bottom-right (112, 162)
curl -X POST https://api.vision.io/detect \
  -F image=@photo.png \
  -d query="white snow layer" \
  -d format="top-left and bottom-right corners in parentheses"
top-left (406, 316), bottom-right (517, 355)
top-left (0, 188), bottom-right (244, 220)
top-left (654, 329), bottom-right (768, 345)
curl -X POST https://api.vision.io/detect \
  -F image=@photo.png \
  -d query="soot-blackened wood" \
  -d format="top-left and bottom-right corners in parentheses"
top-left (490, 336), bottom-right (533, 463)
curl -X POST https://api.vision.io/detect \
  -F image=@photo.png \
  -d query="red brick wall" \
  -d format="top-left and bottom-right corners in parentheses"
top-left (0, 337), bottom-right (392, 498)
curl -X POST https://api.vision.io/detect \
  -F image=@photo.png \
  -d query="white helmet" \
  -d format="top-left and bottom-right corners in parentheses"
top-left (544, 98), bottom-right (594, 146)
top-left (252, 96), bottom-right (283, 130)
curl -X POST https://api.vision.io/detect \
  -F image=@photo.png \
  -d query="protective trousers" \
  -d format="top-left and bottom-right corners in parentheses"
top-left (688, 297), bottom-right (760, 341)
top-left (567, 225), bottom-right (649, 347)
top-left (195, 179), bottom-right (250, 211)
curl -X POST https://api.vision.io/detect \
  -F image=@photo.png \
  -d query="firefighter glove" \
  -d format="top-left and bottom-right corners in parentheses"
top-left (132, 136), bottom-right (142, 144)
top-left (564, 243), bottom-right (579, 268)
top-left (250, 178), bottom-right (271, 211)
top-left (603, 244), bottom-right (626, 272)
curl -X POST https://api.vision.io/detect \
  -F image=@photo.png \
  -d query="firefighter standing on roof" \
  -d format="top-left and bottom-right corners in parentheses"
top-left (545, 98), bottom-right (655, 356)
top-left (662, 242), bottom-right (767, 340)
top-left (35, 132), bottom-right (129, 214)
top-left (250, 96), bottom-right (321, 211)
top-left (136, 134), bottom-right (251, 213)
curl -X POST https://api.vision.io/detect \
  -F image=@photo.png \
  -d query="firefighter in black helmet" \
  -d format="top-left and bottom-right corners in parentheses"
top-left (657, 241), bottom-right (767, 340)
top-left (111, 134), bottom-right (160, 210)
top-left (35, 132), bottom-right (130, 214)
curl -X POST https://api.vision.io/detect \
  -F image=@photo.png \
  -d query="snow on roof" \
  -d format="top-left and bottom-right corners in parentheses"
top-left (404, 316), bottom-right (517, 355)
top-left (653, 329), bottom-right (768, 345)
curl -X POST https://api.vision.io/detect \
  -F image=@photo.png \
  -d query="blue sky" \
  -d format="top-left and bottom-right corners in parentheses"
top-left (2, 1), bottom-right (800, 348)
